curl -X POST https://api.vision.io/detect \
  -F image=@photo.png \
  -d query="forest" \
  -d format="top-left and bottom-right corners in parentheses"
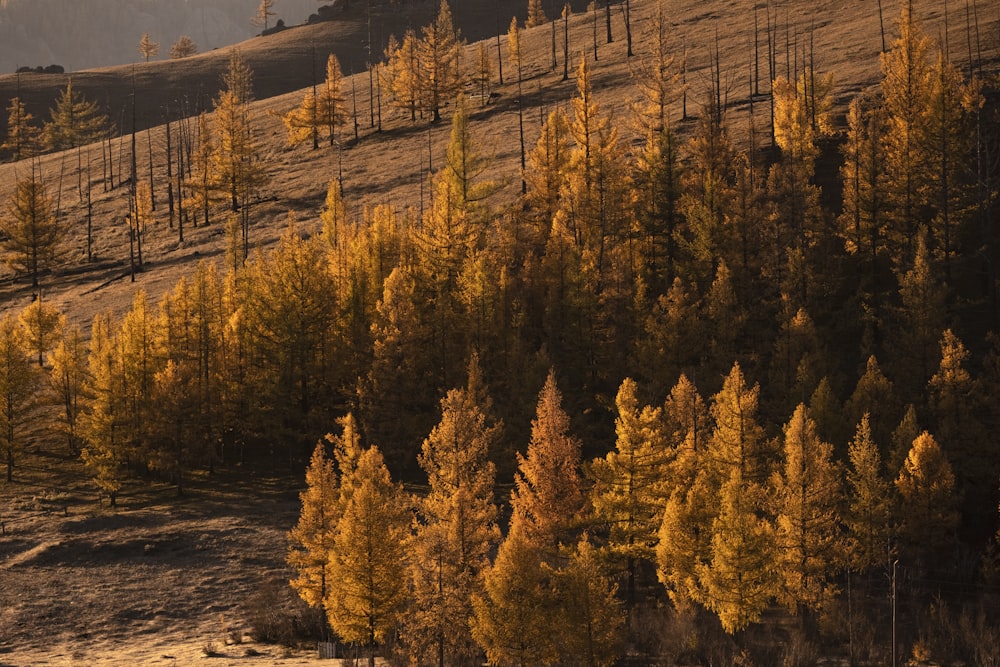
top-left (1, 0), bottom-right (1000, 664)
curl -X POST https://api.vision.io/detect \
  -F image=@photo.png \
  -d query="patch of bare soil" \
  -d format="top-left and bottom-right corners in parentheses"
top-left (0, 446), bottom-right (318, 666)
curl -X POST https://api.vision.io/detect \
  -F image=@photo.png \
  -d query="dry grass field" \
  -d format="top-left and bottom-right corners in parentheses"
top-left (0, 0), bottom-right (998, 663)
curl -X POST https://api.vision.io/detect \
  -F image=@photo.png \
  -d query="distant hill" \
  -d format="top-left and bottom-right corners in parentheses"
top-left (0, 0), bottom-right (321, 73)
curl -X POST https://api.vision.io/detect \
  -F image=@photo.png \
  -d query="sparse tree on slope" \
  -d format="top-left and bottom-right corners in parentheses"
top-left (0, 174), bottom-right (64, 288)
top-left (251, 0), bottom-right (276, 31)
top-left (417, 0), bottom-right (463, 122)
top-left (526, 0), bottom-right (547, 28)
top-left (18, 297), bottom-right (64, 366)
top-left (169, 35), bottom-right (198, 59)
top-left (44, 79), bottom-right (108, 151)
top-left (138, 32), bottom-right (159, 62)
top-left (1, 97), bottom-right (41, 160)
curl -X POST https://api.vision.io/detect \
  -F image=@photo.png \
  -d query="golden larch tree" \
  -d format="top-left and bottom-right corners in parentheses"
top-left (404, 364), bottom-right (501, 666)
top-left (325, 445), bottom-right (410, 667)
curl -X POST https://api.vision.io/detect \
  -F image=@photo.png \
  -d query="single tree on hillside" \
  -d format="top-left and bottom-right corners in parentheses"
top-left (526, 0), bottom-right (547, 27)
top-left (138, 32), bottom-right (159, 62)
top-left (0, 174), bottom-right (64, 287)
top-left (17, 297), bottom-right (64, 367)
top-left (251, 0), bottom-right (276, 31)
top-left (417, 0), bottom-right (464, 122)
top-left (169, 35), bottom-right (198, 59)
top-left (44, 79), bottom-right (108, 151)
top-left (1, 96), bottom-right (41, 161)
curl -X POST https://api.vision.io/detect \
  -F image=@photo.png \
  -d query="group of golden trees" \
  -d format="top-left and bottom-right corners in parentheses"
top-left (289, 366), bottom-right (622, 667)
top-left (0, 1), bottom-right (998, 661)
top-left (1, 78), bottom-right (108, 161)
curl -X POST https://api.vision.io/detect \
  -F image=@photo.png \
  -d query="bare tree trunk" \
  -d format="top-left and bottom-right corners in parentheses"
top-left (605, 0), bottom-right (613, 43)
top-left (563, 4), bottom-right (570, 80)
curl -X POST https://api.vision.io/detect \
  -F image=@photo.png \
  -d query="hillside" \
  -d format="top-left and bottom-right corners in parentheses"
top-left (3, 0), bottom-right (995, 329)
top-left (1, 0), bottom-right (1000, 664)
top-left (0, 0), bottom-right (322, 73)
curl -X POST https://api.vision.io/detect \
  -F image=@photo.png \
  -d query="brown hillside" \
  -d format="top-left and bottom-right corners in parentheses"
top-left (1, 0), bottom-right (995, 331)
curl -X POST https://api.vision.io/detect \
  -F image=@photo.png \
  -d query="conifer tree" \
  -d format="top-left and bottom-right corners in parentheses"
top-left (319, 54), bottom-right (348, 146)
top-left (772, 404), bottom-right (844, 616)
top-left (359, 265), bottom-right (437, 476)
top-left (894, 431), bottom-right (959, 564)
top-left (706, 362), bottom-right (769, 484)
top-left (283, 89), bottom-right (321, 149)
top-left (844, 355), bottom-right (899, 456)
top-left (525, 108), bottom-right (572, 234)
top-left (845, 414), bottom-right (893, 573)
top-left (251, 0), bottom-right (276, 31)
top-left (18, 298), bottom-right (64, 367)
top-left (921, 50), bottom-right (980, 281)
top-left (526, 0), bottom-right (547, 28)
top-left (471, 519), bottom-right (556, 666)
top-left (838, 96), bottom-right (888, 291)
top-left (1, 97), bottom-right (41, 161)
top-left (385, 30), bottom-right (421, 121)
top-left (629, 0), bottom-right (679, 136)
top-left (590, 378), bottom-right (669, 609)
top-left (241, 223), bottom-right (337, 430)
top-left (48, 325), bottom-right (89, 454)
top-left (893, 230), bottom-right (946, 395)
top-left (632, 124), bottom-right (684, 295)
top-left (118, 290), bottom-right (163, 468)
top-left (698, 362), bottom-right (778, 633)
top-left (880, 4), bottom-right (932, 256)
top-left (701, 468), bottom-right (780, 634)
top-left (418, 0), bottom-right (463, 122)
top-left (475, 42), bottom-right (493, 105)
top-left (1, 174), bottom-right (64, 288)
top-left (0, 314), bottom-right (38, 483)
top-left (511, 370), bottom-right (586, 552)
top-left (325, 445), bottom-right (410, 667)
top-left (657, 470), bottom-right (714, 606)
top-left (184, 113), bottom-right (220, 228)
top-left (169, 35), bottom-right (198, 59)
top-left (138, 32), bottom-right (159, 62)
top-left (889, 404), bottom-right (921, 478)
top-left (561, 55), bottom-right (627, 286)
top-left (928, 329), bottom-right (990, 517)
top-left (662, 373), bottom-right (710, 486)
top-left (213, 51), bottom-right (266, 214)
top-left (554, 536), bottom-right (624, 666)
top-left (405, 364), bottom-right (501, 666)
top-left (80, 313), bottom-right (125, 506)
top-left (44, 79), bottom-right (108, 151)
top-left (288, 440), bottom-right (340, 610)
